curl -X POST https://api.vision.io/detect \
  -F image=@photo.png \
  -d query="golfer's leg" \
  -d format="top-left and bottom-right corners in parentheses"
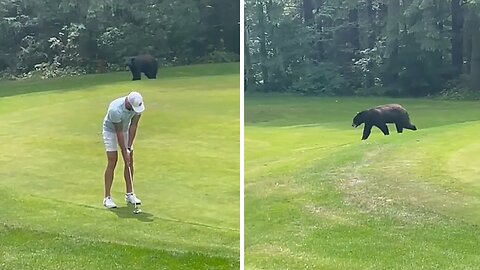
top-left (104, 151), bottom-right (117, 197)
top-left (103, 130), bottom-right (119, 198)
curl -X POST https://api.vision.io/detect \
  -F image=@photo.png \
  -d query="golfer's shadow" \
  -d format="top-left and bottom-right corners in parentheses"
top-left (109, 206), bottom-right (154, 222)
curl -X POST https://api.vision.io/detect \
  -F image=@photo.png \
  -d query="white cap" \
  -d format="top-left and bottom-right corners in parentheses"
top-left (127, 91), bottom-right (145, 113)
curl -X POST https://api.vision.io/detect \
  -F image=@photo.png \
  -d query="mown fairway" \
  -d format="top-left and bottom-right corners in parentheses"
top-left (245, 93), bottom-right (480, 269)
top-left (0, 63), bottom-right (239, 269)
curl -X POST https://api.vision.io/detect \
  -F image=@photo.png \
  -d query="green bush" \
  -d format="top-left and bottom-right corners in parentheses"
top-left (354, 85), bottom-right (403, 97)
top-left (289, 62), bottom-right (351, 96)
top-left (201, 50), bottom-right (240, 63)
top-left (437, 77), bottom-right (480, 100)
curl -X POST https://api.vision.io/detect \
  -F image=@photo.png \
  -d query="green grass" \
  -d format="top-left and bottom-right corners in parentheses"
top-left (0, 63), bottom-right (240, 269)
top-left (245, 93), bottom-right (480, 269)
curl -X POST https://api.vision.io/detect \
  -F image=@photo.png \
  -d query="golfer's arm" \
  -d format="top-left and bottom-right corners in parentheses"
top-left (113, 123), bottom-right (128, 158)
top-left (128, 115), bottom-right (141, 149)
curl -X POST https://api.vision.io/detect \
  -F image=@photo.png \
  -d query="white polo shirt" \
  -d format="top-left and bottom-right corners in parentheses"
top-left (102, 96), bottom-right (140, 133)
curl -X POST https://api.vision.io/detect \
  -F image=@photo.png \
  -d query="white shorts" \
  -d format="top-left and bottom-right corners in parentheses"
top-left (102, 130), bottom-right (128, 152)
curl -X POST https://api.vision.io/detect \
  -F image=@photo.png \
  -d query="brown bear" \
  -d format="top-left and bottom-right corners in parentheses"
top-left (352, 104), bottom-right (417, 140)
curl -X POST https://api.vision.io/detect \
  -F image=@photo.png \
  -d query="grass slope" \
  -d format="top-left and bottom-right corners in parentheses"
top-left (0, 63), bottom-right (240, 269)
top-left (245, 93), bottom-right (480, 269)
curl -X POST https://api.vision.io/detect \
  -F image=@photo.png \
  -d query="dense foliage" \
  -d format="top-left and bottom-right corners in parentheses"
top-left (245, 0), bottom-right (480, 98)
top-left (0, 0), bottom-right (240, 79)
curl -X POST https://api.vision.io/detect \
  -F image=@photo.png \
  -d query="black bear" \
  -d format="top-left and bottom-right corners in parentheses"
top-left (125, 54), bottom-right (158, 81)
top-left (352, 104), bottom-right (417, 140)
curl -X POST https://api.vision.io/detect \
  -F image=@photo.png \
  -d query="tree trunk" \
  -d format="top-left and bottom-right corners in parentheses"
top-left (257, 1), bottom-right (269, 88)
top-left (303, 0), bottom-right (314, 25)
top-left (469, 13), bottom-right (480, 90)
top-left (348, 8), bottom-right (360, 53)
top-left (385, 0), bottom-right (399, 57)
top-left (304, 0), bottom-right (323, 61)
top-left (470, 33), bottom-right (480, 90)
top-left (384, 0), bottom-right (400, 84)
top-left (266, 0), bottom-right (287, 87)
top-left (365, 0), bottom-right (375, 88)
top-left (377, 3), bottom-right (388, 41)
top-left (463, 8), bottom-right (472, 74)
top-left (316, 18), bottom-right (324, 61)
top-left (451, 0), bottom-right (463, 77)
top-left (244, 23), bottom-right (253, 91)
top-left (366, 0), bottom-right (375, 47)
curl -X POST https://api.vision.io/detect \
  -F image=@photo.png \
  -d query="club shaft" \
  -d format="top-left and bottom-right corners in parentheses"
top-left (127, 162), bottom-right (136, 208)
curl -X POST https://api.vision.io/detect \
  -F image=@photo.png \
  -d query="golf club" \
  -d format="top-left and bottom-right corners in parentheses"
top-left (127, 158), bottom-right (142, 214)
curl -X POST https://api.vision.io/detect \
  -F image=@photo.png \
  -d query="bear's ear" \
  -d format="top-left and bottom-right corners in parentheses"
top-left (355, 110), bottom-right (367, 120)
top-left (124, 57), bottom-right (134, 66)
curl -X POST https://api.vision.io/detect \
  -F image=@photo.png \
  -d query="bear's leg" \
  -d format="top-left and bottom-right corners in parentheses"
top-left (152, 65), bottom-right (158, 79)
top-left (404, 115), bottom-right (417, 130)
top-left (147, 73), bottom-right (157, 79)
top-left (131, 69), bottom-right (141, 81)
top-left (377, 123), bottom-right (390, 136)
top-left (144, 70), bottom-right (153, 79)
top-left (405, 124), bottom-right (417, 131)
top-left (395, 123), bottom-right (403, 133)
top-left (146, 65), bottom-right (157, 79)
top-left (362, 124), bottom-right (373, 140)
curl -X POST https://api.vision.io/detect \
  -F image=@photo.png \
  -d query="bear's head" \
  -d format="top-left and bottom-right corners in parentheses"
top-left (352, 111), bottom-right (366, 128)
top-left (124, 57), bottom-right (135, 70)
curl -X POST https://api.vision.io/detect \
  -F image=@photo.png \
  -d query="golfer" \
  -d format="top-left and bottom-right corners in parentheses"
top-left (102, 91), bottom-right (145, 208)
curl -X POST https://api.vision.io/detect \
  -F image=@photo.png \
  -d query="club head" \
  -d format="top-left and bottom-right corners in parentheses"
top-left (133, 208), bottom-right (142, 214)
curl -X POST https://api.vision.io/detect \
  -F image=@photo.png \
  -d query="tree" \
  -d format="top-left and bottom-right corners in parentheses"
top-left (0, 0), bottom-right (240, 79)
top-left (245, 0), bottom-right (476, 97)
top-left (451, 0), bottom-right (464, 76)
